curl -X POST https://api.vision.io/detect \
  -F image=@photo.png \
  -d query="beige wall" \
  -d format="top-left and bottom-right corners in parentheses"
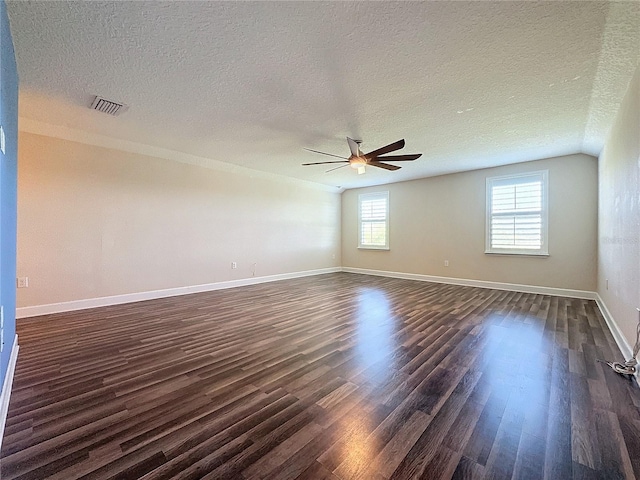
top-left (342, 154), bottom-right (598, 291)
top-left (17, 132), bottom-right (341, 307)
top-left (598, 65), bottom-right (640, 346)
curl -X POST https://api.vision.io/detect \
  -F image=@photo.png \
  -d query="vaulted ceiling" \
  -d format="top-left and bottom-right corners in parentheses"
top-left (6, 1), bottom-right (640, 189)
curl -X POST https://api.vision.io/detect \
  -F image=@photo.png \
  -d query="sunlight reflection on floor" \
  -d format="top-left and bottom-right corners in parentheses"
top-left (354, 287), bottom-right (397, 385)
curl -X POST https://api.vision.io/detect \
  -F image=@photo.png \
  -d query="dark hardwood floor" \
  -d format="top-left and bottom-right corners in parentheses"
top-left (1, 272), bottom-right (639, 479)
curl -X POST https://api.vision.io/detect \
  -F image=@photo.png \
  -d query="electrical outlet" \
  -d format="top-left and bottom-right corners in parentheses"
top-left (231, 262), bottom-right (237, 269)
top-left (444, 260), bottom-right (449, 267)
top-left (17, 276), bottom-right (29, 288)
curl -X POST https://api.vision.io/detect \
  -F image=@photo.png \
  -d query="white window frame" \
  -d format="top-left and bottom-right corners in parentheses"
top-left (358, 191), bottom-right (389, 250)
top-left (485, 170), bottom-right (549, 256)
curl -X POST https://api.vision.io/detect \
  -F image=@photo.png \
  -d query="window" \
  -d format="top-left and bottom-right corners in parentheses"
top-left (359, 191), bottom-right (389, 249)
top-left (486, 171), bottom-right (548, 255)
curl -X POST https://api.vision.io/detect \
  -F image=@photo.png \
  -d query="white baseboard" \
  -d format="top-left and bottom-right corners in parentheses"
top-left (16, 267), bottom-right (341, 318)
top-left (594, 294), bottom-right (639, 381)
top-left (595, 294), bottom-right (633, 359)
top-left (341, 267), bottom-right (597, 300)
top-left (0, 335), bottom-right (19, 450)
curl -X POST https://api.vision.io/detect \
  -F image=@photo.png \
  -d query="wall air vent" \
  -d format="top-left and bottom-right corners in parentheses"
top-left (90, 96), bottom-right (129, 116)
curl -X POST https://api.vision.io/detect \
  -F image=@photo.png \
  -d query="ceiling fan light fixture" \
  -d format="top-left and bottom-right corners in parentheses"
top-left (350, 157), bottom-right (367, 169)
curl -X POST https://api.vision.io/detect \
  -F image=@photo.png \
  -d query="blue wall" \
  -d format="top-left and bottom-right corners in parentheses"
top-left (0, 0), bottom-right (18, 386)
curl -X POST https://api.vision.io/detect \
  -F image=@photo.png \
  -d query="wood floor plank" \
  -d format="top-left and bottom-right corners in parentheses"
top-left (1, 273), bottom-right (639, 479)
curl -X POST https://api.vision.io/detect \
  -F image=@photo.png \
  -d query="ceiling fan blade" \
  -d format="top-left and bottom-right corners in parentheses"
top-left (303, 148), bottom-right (348, 160)
top-left (346, 137), bottom-right (360, 156)
top-left (374, 153), bottom-right (422, 162)
top-left (369, 161), bottom-right (401, 171)
top-left (364, 139), bottom-right (405, 159)
top-left (302, 161), bottom-right (349, 166)
top-left (326, 164), bottom-right (350, 173)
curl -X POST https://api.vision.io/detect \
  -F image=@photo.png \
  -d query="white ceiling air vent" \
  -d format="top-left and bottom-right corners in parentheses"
top-left (90, 96), bottom-right (129, 116)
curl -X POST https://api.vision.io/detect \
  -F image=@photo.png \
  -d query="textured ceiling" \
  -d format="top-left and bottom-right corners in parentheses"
top-left (6, 1), bottom-right (640, 189)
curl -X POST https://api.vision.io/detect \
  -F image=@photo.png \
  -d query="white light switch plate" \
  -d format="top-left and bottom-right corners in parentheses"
top-left (0, 125), bottom-right (5, 155)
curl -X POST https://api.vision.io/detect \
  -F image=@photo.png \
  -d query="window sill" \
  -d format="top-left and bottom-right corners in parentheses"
top-left (358, 246), bottom-right (390, 251)
top-left (485, 251), bottom-right (549, 257)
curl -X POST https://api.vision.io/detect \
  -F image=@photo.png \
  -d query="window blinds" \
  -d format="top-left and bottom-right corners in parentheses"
top-left (359, 192), bottom-right (388, 248)
top-left (487, 172), bottom-right (547, 254)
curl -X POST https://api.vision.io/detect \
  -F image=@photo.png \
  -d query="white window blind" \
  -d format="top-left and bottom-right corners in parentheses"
top-left (486, 171), bottom-right (548, 255)
top-left (359, 192), bottom-right (389, 249)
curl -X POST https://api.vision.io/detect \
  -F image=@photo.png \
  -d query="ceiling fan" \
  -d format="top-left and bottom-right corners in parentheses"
top-left (302, 137), bottom-right (422, 174)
